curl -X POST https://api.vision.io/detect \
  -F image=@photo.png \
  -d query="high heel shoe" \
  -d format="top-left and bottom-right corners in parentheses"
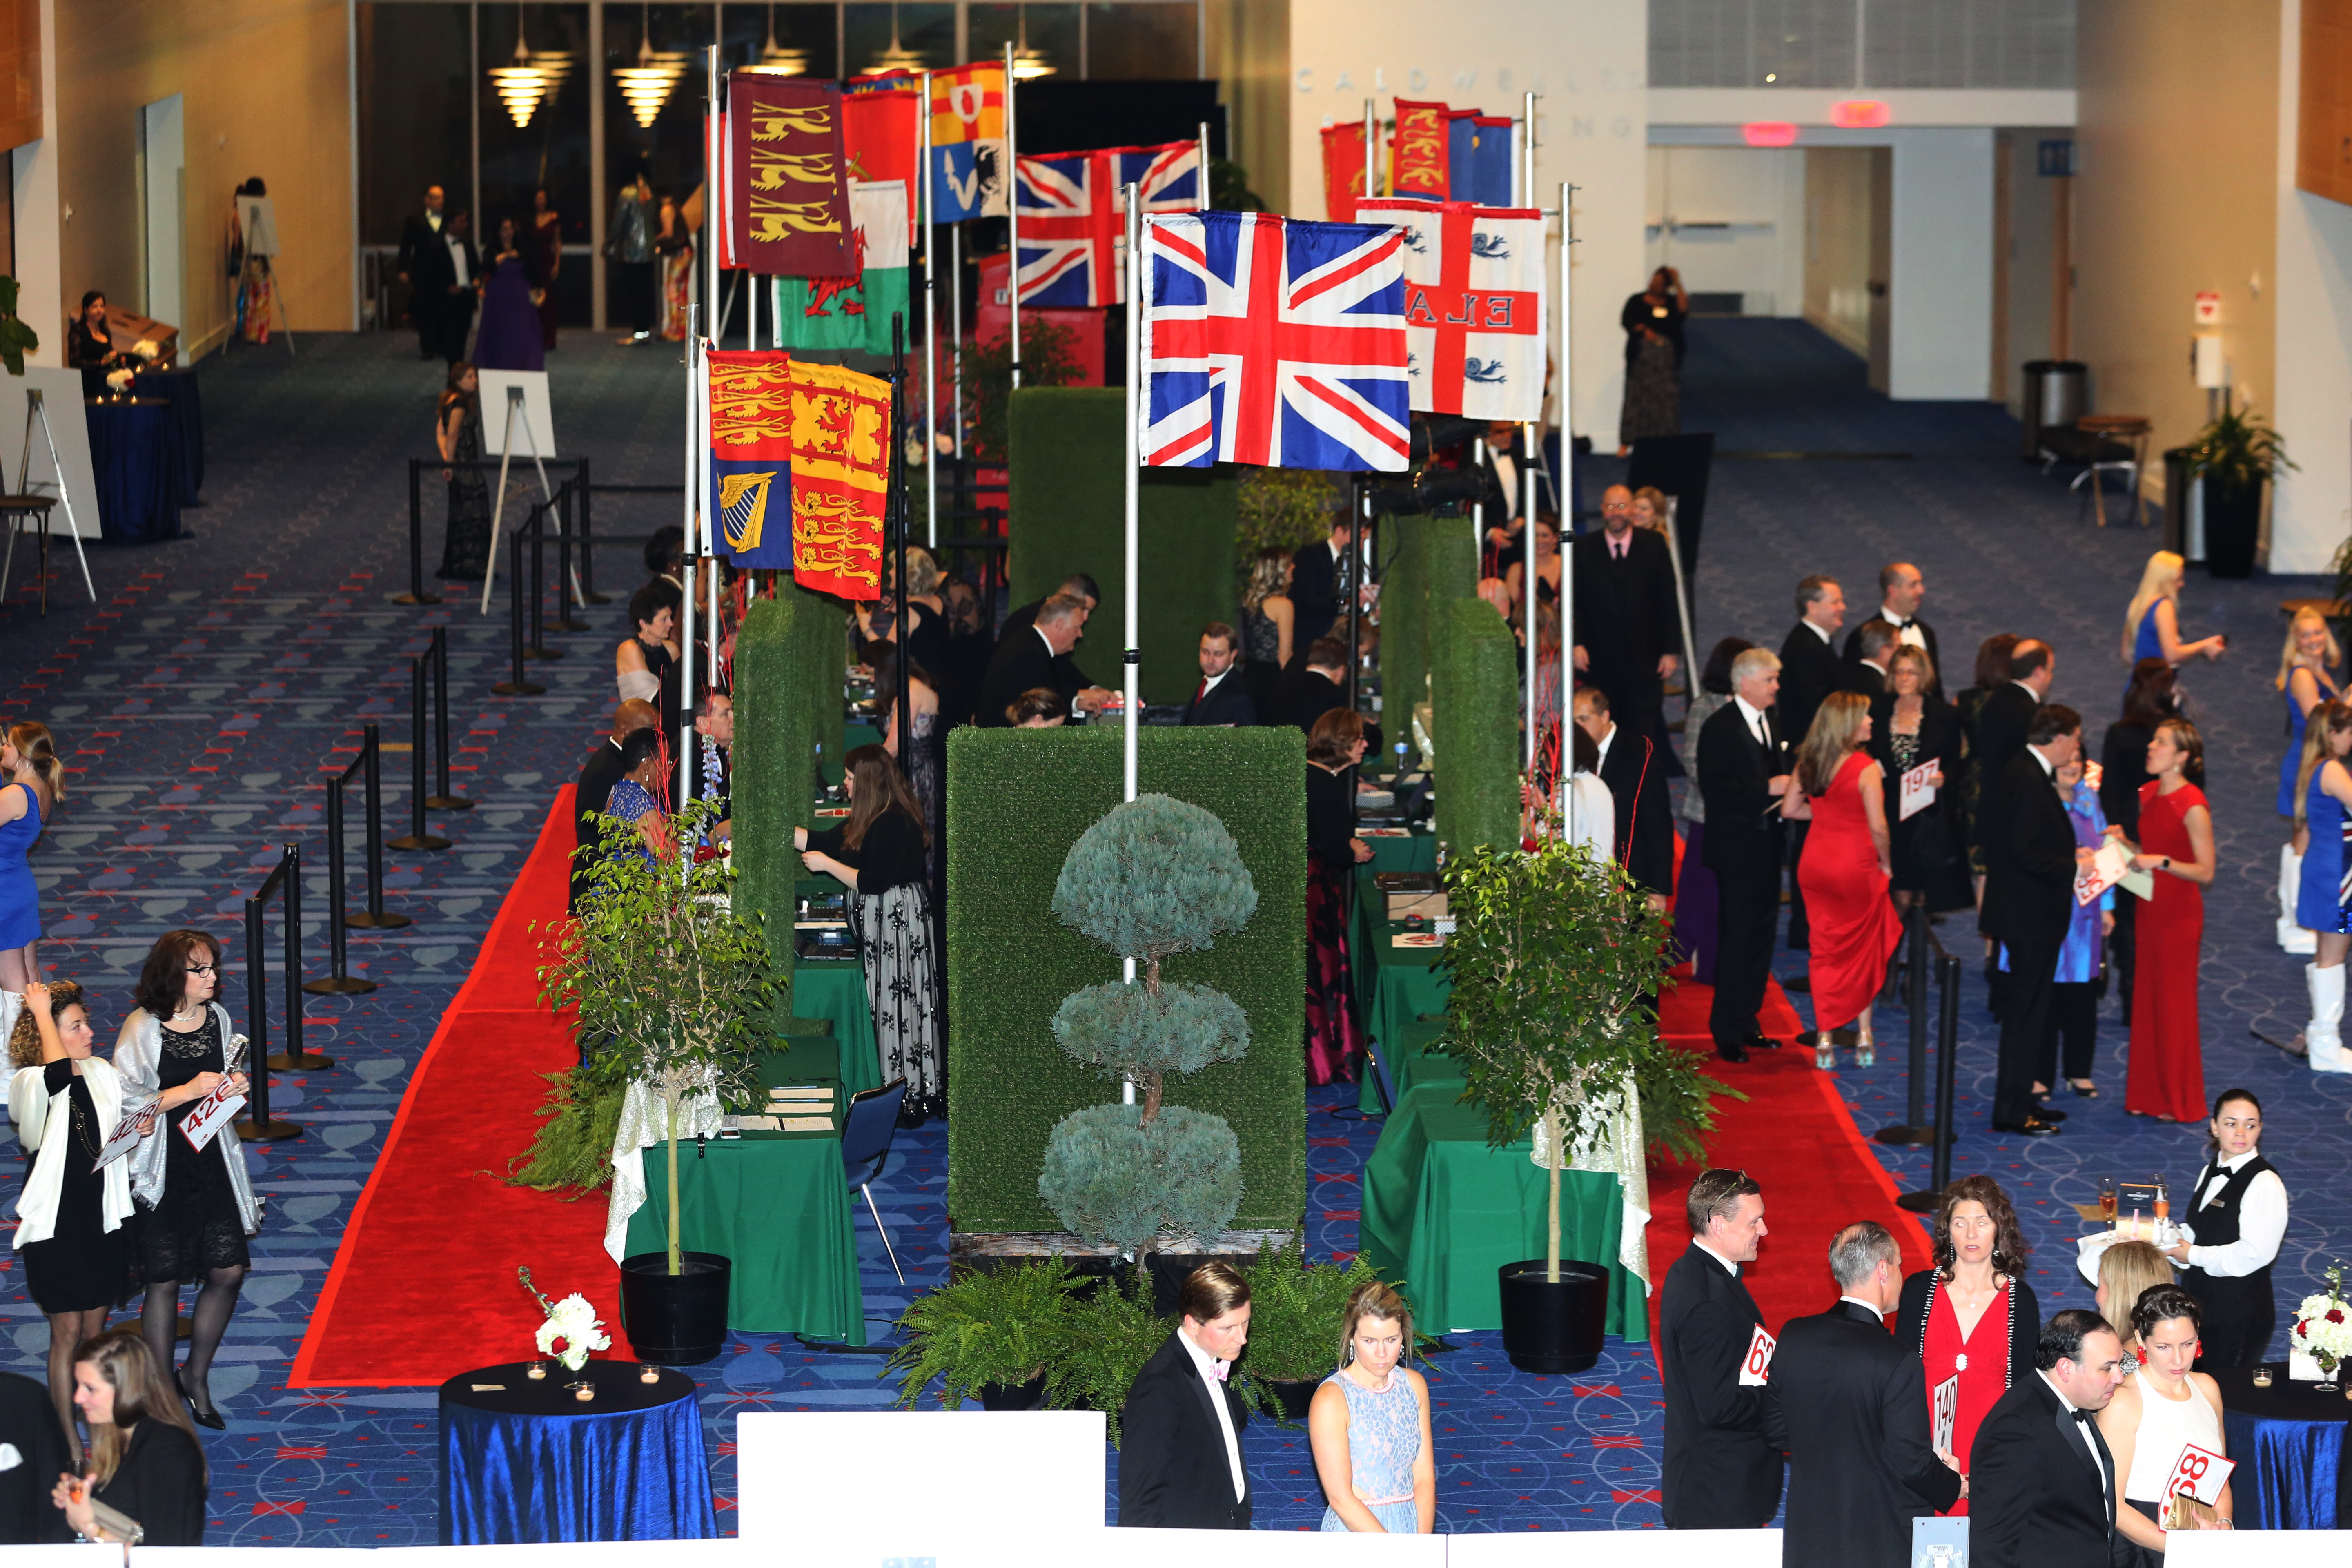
top-left (1813, 1033), bottom-right (1835, 1071)
top-left (1855, 1029), bottom-right (1875, 1069)
top-left (178, 1366), bottom-right (226, 1430)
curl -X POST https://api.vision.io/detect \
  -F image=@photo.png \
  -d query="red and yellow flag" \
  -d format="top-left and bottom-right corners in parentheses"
top-left (784, 362), bottom-right (889, 601)
top-left (1388, 98), bottom-right (1450, 202)
top-left (1320, 121), bottom-right (1368, 222)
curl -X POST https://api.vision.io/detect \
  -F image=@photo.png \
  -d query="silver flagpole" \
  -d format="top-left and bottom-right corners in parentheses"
top-left (1006, 41), bottom-right (1022, 389)
top-left (1521, 90), bottom-right (1539, 777)
top-left (1196, 119), bottom-right (1210, 211)
top-left (1121, 183), bottom-right (1145, 1106)
top-left (680, 45), bottom-right (719, 809)
top-left (923, 69), bottom-right (938, 548)
top-left (1558, 179), bottom-right (1576, 835)
top-left (1362, 98), bottom-right (1375, 208)
top-left (951, 224), bottom-right (963, 455)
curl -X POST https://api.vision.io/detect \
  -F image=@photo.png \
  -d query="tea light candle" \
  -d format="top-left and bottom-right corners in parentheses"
top-left (573, 1383), bottom-right (595, 1403)
top-left (2252, 1367), bottom-right (2273, 1388)
top-left (526, 1362), bottom-right (547, 1380)
top-left (640, 1364), bottom-right (661, 1384)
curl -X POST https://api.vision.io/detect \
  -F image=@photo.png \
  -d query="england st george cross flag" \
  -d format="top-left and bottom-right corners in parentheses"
top-left (1355, 198), bottom-right (1546, 423)
top-left (1013, 140), bottom-right (1203, 307)
top-left (1139, 209), bottom-right (1410, 472)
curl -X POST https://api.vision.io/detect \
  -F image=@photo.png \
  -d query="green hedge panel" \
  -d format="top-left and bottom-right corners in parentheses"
top-left (1379, 517), bottom-right (1432, 762)
top-left (735, 597), bottom-right (803, 1018)
top-left (1428, 517), bottom-right (1478, 606)
top-left (1007, 388), bottom-right (1240, 706)
top-left (1431, 595), bottom-right (1521, 855)
top-left (946, 726), bottom-right (1306, 1235)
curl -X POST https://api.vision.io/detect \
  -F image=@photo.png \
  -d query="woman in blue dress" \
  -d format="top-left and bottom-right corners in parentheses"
top-left (1308, 1280), bottom-right (1436, 1534)
top-left (2292, 699), bottom-right (2352, 1073)
top-left (0, 722), bottom-right (65, 992)
top-left (2275, 607), bottom-right (2341, 953)
top-left (597, 727), bottom-right (670, 874)
top-left (2120, 550), bottom-right (2226, 706)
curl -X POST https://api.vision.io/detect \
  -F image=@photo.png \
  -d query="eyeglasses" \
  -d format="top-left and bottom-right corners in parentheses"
top-left (185, 962), bottom-right (216, 977)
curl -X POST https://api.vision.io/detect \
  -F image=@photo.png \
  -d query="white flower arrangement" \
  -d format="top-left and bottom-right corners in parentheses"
top-left (518, 1265), bottom-right (611, 1372)
top-left (104, 368), bottom-right (134, 393)
top-left (130, 339), bottom-right (160, 362)
top-left (2292, 1261), bottom-right (2352, 1376)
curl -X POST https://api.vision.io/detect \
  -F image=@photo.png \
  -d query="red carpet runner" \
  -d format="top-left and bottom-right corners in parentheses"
top-left (1646, 972), bottom-right (1934, 1340)
top-left (290, 791), bottom-right (620, 1388)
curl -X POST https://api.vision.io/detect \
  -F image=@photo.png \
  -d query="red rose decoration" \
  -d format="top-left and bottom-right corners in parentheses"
top-left (2330, 1308), bottom-right (2348, 1325)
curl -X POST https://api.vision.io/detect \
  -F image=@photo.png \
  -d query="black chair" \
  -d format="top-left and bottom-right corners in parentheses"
top-left (842, 1078), bottom-right (908, 1285)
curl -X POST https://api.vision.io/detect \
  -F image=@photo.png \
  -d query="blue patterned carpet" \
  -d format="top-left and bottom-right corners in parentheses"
top-left (1, 321), bottom-right (2341, 1543)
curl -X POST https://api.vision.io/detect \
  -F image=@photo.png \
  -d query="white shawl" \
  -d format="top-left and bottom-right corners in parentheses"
top-left (9, 1057), bottom-right (136, 1247)
top-left (111, 1004), bottom-right (260, 1238)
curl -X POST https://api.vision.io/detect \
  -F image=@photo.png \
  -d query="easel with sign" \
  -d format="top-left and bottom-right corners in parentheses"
top-left (0, 388), bottom-right (97, 610)
top-left (479, 381), bottom-right (556, 615)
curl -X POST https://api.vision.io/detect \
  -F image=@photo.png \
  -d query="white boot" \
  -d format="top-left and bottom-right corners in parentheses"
top-left (2311, 964), bottom-right (2352, 1073)
top-left (2281, 844), bottom-right (2317, 953)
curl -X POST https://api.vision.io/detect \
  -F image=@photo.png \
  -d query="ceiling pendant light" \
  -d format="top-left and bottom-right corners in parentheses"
top-left (488, 16), bottom-right (570, 129)
top-left (865, 3), bottom-right (924, 74)
top-left (1010, 5), bottom-right (1055, 80)
top-left (613, 7), bottom-right (690, 128)
top-left (745, 4), bottom-right (807, 76)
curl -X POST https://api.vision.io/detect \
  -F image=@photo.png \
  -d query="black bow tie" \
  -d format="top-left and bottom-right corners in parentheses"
top-left (2068, 1406), bottom-right (2095, 1425)
top-left (1890, 616), bottom-right (1915, 630)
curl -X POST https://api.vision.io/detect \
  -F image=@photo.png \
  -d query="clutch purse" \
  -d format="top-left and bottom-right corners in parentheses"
top-left (85, 1495), bottom-right (144, 1545)
top-left (2165, 1492), bottom-right (2220, 1532)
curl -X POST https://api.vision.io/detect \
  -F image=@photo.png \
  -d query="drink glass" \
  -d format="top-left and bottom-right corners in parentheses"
top-left (2098, 1178), bottom-right (2117, 1224)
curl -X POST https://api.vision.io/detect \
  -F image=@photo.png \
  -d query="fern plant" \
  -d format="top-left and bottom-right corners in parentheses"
top-left (1236, 1238), bottom-right (1380, 1422)
top-left (887, 1258), bottom-right (1083, 1410)
top-left (1042, 1267), bottom-right (1165, 1446)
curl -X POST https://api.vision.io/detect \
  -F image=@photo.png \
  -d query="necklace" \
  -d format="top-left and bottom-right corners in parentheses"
top-left (71, 1072), bottom-right (105, 1158)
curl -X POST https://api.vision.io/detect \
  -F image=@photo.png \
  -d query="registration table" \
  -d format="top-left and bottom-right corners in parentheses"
top-left (794, 876), bottom-right (880, 1097)
top-left (86, 396), bottom-right (184, 543)
top-left (621, 1047), bottom-right (866, 1343)
top-left (2213, 1366), bottom-right (2351, 1529)
top-left (438, 1359), bottom-right (714, 1543)
top-left (1360, 1076), bottom-right (1648, 1341)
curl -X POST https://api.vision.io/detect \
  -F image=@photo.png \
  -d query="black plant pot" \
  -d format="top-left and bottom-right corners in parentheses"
top-left (1497, 1259), bottom-right (1609, 1375)
top-left (618, 1250), bottom-right (732, 1365)
top-left (2203, 480), bottom-right (2264, 579)
top-left (1266, 1377), bottom-right (1320, 1421)
top-left (977, 1371), bottom-right (1047, 1410)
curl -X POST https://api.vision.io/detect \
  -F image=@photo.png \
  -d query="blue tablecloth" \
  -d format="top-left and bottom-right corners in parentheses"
top-left (84, 397), bottom-right (182, 543)
top-left (2215, 1367), bottom-right (2350, 1529)
top-left (138, 367), bottom-right (205, 503)
top-left (439, 1359), bottom-right (715, 1543)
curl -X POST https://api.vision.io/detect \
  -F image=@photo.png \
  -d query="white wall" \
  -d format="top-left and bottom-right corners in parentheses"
top-left (1643, 146), bottom-right (1804, 316)
top-left (1889, 128), bottom-right (1996, 399)
top-left (2271, 0), bottom-right (2352, 574)
top-left (1286, 0), bottom-right (1650, 443)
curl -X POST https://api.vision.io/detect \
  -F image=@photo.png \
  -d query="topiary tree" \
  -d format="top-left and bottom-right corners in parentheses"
top-left (1036, 793), bottom-right (1258, 1254)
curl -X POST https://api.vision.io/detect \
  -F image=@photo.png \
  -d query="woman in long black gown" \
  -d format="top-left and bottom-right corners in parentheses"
top-left (1305, 708), bottom-right (1373, 1087)
top-left (8, 980), bottom-right (140, 1464)
top-left (435, 362), bottom-right (493, 580)
top-left (114, 930), bottom-right (256, 1430)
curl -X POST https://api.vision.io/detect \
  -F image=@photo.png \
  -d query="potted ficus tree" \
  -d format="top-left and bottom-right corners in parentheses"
top-left (1036, 793), bottom-right (1258, 1268)
top-left (2185, 392), bottom-right (2295, 579)
top-left (1442, 835), bottom-right (1726, 1374)
top-left (537, 797), bottom-right (782, 1364)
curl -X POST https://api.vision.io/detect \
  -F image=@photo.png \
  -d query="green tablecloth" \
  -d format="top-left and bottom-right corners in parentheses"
top-left (623, 1118), bottom-right (865, 1343)
top-left (791, 878), bottom-right (880, 1097)
top-left (1363, 824), bottom-right (1437, 875)
top-left (1359, 1082), bottom-right (1647, 1343)
top-left (1354, 870), bottom-right (1452, 1112)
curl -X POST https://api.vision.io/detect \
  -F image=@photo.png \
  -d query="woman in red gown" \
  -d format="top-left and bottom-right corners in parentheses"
top-left (1791, 692), bottom-right (1903, 1069)
top-left (1897, 1176), bottom-right (2043, 1514)
top-left (2125, 718), bottom-right (2214, 1122)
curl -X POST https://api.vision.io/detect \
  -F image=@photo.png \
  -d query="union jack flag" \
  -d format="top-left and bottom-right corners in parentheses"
top-left (1140, 210), bottom-right (1411, 472)
top-left (1013, 140), bottom-right (1203, 307)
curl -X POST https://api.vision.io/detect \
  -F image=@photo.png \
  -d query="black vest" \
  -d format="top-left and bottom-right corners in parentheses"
top-left (2181, 1154), bottom-right (2276, 1270)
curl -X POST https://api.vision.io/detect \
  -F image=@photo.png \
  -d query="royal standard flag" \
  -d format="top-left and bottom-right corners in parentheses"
top-left (775, 180), bottom-right (911, 354)
top-left (929, 61), bottom-right (1007, 222)
top-left (785, 361), bottom-right (889, 600)
top-left (707, 350), bottom-right (796, 570)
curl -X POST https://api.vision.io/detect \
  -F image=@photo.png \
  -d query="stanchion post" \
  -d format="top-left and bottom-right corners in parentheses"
top-left (1875, 907), bottom-right (1933, 1147)
top-left (347, 723), bottom-right (409, 930)
top-left (392, 461), bottom-right (439, 606)
top-left (548, 481), bottom-right (586, 632)
top-left (492, 528), bottom-right (546, 696)
top-left (577, 457), bottom-right (609, 604)
top-left (522, 506), bottom-right (558, 662)
top-left (235, 853), bottom-right (299, 1143)
top-left (305, 760), bottom-right (376, 996)
top-left (1896, 950), bottom-right (1963, 1213)
top-left (389, 651), bottom-right (452, 851)
top-left (270, 843), bottom-right (333, 1068)
top-left (428, 627), bottom-right (474, 810)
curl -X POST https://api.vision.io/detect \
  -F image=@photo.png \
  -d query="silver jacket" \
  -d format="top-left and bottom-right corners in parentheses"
top-left (111, 1003), bottom-right (260, 1237)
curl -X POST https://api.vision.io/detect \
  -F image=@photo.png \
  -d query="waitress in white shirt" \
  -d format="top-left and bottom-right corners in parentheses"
top-left (2166, 1088), bottom-right (2287, 1368)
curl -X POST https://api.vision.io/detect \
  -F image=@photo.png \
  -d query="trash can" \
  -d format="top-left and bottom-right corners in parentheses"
top-left (2020, 360), bottom-right (2089, 460)
top-left (2162, 446), bottom-right (2197, 559)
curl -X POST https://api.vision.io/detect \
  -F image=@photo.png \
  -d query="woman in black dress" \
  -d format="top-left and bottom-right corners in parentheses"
top-left (48, 1327), bottom-right (206, 1546)
top-left (8, 981), bottom-right (140, 1464)
top-left (65, 291), bottom-right (129, 398)
top-left (1952, 632), bottom-right (2019, 906)
top-left (1305, 708), bottom-right (1373, 1087)
top-left (617, 581), bottom-right (682, 738)
top-left (434, 362), bottom-right (493, 580)
top-left (796, 746), bottom-right (942, 1125)
top-left (1871, 644), bottom-right (1971, 913)
top-left (1617, 266), bottom-right (1688, 454)
top-left (113, 931), bottom-right (255, 1431)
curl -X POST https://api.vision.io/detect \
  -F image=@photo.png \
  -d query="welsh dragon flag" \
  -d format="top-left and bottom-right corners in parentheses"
top-left (774, 180), bottom-right (910, 354)
top-left (1355, 198), bottom-right (1546, 423)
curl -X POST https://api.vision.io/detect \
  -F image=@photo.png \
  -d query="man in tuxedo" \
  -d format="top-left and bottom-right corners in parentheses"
top-left (1842, 619), bottom-right (1898, 702)
top-left (1971, 639), bottom-right (2056, 839)
top-left (1698, 648), bottom-right (1793, 1062)
top-left (1842, 561), bottom-right (1942, 692)
top-left (977, 593), bottom-right (1112, 726)
top-left (1571, 484), bottom-right (1683, 748)
top-left (1573, 686), bottom-right (1673, 905)
top-left (1289, 518), bottom-right (1358, 659)
top-left (1000, 572), bottom-right (1100, 643)
top-left (1969, 1310), bottom-right (2129, 1568)
top-left (1777, 575), bottom-right (1847, 964)
top-left (1771, 1222), bottom-right (1964, 1567)
top-left (1660, 1169), bottom-right (1784, 1529)
top-left (1980, 704), bottom-right (2089, 1136)
top-left (571, 699), bottom-right (659, 915)
top-left (396, 185), bottom-right (450, 361)
top-left (1118, 1262), bottom-right (1253, 1529)
top-left (0, 1368), bottom-right (70, 1543)
top-left (1183, 623), bottom-right (1257, 726)
top-left (1274, 637), bottom-right (1350, 735)
top-left (425, 211), bottom-right (481, 364)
